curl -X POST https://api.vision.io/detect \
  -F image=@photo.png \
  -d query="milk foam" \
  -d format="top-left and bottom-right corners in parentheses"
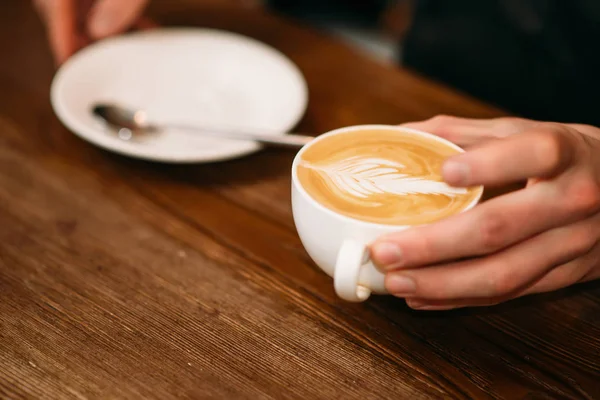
top-left (296, 128), bottom-right (482, 225)
top-left (301, 156), bottom-right (467, 206)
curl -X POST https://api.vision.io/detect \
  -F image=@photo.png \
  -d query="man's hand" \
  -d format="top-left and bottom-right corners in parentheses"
top-left (370, 116), bottom-right (600, 310)
top-left (34, 0), bottom-right (152, 65)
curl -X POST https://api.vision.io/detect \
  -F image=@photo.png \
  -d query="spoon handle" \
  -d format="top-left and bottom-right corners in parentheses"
top-left (153, 122), bottom-right (314, 148)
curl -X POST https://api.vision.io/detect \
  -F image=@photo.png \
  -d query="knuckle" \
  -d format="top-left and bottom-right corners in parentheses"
top-left (566, 178), bottom-right (600, 215)
top-left (566, 225), bottom-right (597, 258)
top-left (426, 115), bottom-right (462, 141)
top-left (485, 267), bottom-right (516, 297)
top-left (428, 114), bottom-right (455, 128)
top-left (534, 128), bottom-right (566, 174)
top-left (478, 211), bottom-right (510, 252)
top-left (495, 117), bottom-right (533, 136)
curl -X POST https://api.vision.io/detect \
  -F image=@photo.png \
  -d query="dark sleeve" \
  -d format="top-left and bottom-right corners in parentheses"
top-left (403, 0), bottom-right (600, 125)
top-left (267, 0), bottom-right (389, 27)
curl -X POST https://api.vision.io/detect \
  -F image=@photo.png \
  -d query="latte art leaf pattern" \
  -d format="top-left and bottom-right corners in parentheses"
top-left (303, 156), bottom-right (468, 200)
top-left (296, 128), bottom-right (482, 225)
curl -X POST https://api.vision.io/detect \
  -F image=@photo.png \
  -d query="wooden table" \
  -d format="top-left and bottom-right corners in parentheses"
top-left (1, 1), bottom-right (599, 399)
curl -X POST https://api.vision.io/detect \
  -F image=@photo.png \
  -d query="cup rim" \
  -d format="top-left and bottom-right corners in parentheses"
top-left (291, 124), bottom-right (484, 229)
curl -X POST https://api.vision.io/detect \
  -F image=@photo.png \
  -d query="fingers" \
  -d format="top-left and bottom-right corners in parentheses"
top-left (401, 115), bottom-right (537, 147)
top-left (88, 0), bottom-right (149, 39)
top-left (405, 243), bottom-right (600, 310)
top-left (384, 217), bottom-right (599, 301)
top-left (372, 184), bottom-right (567, 270)
top-left (441, 124), bottom-right (576, 187)
top-left (519, 243), bottom-right (600, 296)
top-left (37, 0), bottom-right (78, 65)
top-left (35, 0), bottom-right (152, 65)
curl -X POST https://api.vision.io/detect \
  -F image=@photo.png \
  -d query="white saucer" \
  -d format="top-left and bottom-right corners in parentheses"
top-left (51, 28), bottom-right (308, 163)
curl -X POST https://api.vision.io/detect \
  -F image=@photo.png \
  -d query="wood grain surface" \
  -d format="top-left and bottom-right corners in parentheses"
top-left (0, 1), bottom-right (599, 399)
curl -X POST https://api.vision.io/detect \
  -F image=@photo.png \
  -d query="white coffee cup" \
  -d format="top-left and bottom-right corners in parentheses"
top-left (291, 125), bottom-right (483, 302)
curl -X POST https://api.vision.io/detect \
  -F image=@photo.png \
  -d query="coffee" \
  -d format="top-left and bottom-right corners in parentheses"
top-left (296, 127), bottom-right (482, 225)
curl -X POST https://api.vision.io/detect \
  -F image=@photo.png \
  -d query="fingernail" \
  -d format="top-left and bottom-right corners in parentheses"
top-left (442, 161), bottom-right (470, 186)
top-left (386, 275), bottom-right (416, 296)
top-left (371, 242), bottom-right (403, 268)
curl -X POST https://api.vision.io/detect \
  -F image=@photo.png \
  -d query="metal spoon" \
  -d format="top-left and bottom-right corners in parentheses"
top-left (92, 103), bottom-right (314, 148)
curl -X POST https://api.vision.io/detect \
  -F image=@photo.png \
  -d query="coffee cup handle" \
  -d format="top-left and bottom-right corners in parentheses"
top-left (334, 239), bottom-right (372, 302)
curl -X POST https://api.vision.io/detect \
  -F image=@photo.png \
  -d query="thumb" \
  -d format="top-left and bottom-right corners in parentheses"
top-left (87, 0), bottom-right (149, 39)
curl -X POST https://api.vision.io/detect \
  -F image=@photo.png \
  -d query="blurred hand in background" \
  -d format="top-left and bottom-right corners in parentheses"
top-left (34, 0), bottom-right (266, 65)
top-left (34, 0), bottom-right (153, 65)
